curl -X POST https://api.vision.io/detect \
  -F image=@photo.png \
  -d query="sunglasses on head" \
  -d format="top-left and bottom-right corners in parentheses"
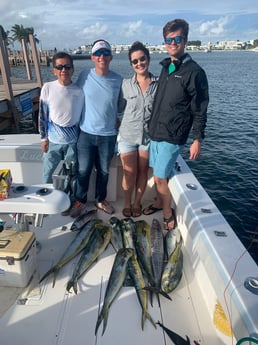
top-left (131, 55), bottom-right (146, 65)
top-left (165, 36), bottom-right (184, 45)
top-left (93, 49), bottom-right (111, 57)
top-left (54, 64), bottom-right (72, 71)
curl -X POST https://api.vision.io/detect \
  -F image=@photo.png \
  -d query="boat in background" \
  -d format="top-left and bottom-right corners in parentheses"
top-left (0, 134), bottom-right (257, 345)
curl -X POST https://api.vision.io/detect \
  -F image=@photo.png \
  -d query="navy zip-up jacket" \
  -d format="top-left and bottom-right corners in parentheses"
top-left (149, 53), bottom-right (209, 145)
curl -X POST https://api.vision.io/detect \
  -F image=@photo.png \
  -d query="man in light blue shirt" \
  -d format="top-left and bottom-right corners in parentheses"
top-left (70, 39), bottom-right (122, 217)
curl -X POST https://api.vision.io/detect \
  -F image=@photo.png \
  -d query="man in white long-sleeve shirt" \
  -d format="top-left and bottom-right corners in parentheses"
top-left (39, 52), bottom-right (84, 184)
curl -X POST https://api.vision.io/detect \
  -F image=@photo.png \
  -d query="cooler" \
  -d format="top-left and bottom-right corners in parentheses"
top-left (0, 230), bottom-right (36, 287)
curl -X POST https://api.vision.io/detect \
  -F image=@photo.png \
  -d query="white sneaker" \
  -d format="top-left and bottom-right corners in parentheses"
top-left (69, 201), bottom-right (87, 218)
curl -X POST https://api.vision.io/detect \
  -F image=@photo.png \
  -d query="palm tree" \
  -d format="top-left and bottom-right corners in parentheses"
top-left (11, 24), bottom-right (39, 46)
top-left (0, 25), bottom-right (13, 48)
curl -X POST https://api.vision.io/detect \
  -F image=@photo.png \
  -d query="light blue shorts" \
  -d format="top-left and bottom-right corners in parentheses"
top-left (117, 141), bottom-right (149, 154)
top-left (149, 140), bottom-right (183, 179)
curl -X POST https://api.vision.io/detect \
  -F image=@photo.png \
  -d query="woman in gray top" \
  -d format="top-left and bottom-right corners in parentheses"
top-left (117, 41), bottom-right (158, 217)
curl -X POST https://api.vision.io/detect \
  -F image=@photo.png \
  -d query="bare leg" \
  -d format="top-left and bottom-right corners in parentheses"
top-left (133, 150), bottom-right (149, 209)
top-left (120, 151), bottom-right (137, 209)
top-left (154, 176), bottom-right (175, 230)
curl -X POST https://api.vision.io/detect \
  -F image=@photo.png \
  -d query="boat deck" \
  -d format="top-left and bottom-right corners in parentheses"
top-left (1, 135), bottom-right (257, 344)
top-left (0, 200), bottom-right (228, 345)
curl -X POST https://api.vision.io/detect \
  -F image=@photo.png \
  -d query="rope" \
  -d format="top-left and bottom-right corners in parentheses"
top-left (236, 337), bottom-right (258, 345)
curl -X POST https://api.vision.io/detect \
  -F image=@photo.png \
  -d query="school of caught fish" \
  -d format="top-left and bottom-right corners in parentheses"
top-left (39, 213), bottom-right (184, 336)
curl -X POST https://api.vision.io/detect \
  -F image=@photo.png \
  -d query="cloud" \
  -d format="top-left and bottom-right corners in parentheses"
top-left (1, 1), bottom-right (258, 49)
top-left (199, 16), bottom-right (233, 36)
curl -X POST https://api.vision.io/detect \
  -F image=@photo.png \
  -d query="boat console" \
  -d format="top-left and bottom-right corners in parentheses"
top-left (0, 184), bottom-right (70, 229)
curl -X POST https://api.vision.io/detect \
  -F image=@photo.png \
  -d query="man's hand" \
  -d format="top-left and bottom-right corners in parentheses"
top-left (41, 140), bottom-right (49, 153)
top-left (189, 140), bottom-right (201, 160)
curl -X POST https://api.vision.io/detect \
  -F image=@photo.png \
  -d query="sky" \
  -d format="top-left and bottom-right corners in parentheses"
top-left (1, 0), bottom-right (258, 51)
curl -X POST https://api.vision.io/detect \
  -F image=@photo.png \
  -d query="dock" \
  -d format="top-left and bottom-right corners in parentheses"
top-left (8, 50), bottom-right (51, 67)
top-left (0, 34), bottom-right (42, 133)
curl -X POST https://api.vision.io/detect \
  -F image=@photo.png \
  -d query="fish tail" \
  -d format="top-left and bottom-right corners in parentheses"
top-left (95, 310), bottom-right (104, 335)
top-left (141, 308), bottom-right (156, 330)
top-left (101, 306), bottom-right (109, 335)
top-left (73, 278), bottom-right (78, 295)
top-left (66, 280), bottom-right (73, 293)
top-left (146, 310), bottom-right (157, 329)
top-left (95, 306), bottom-right (109, 336)
top-left (52, 270), bottom-right (59, 288)
top-left (39, 267), bottom-right (55, 284)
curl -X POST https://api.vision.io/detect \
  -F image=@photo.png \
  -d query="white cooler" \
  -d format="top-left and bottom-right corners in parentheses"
top-left (0, 230), bottom-right (36, 287)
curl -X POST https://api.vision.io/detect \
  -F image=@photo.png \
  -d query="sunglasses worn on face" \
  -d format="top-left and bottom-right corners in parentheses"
top-left (93, 49), bottom-right (111, 57)
top-left (131, 55), bottom-right (146, 65)
top-left (165, 36), bottom-right (184, 45)
top-left (54, 64), bottom-right (72, 71)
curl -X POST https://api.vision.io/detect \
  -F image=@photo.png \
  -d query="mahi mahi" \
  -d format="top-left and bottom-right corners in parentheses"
top-left (40, 219), bottom-right (103, 287)
top-left (120, 217), bottom-right (136, 250)
top-left (150, 218), bottom-right (171, 304)
top-left (134, 220), bottom-right (155, 287)
top-left (128, 250), bottom-right (156, 330)
top-left (66, 224), bottom-right (112, 294)
top-left (161, 231), bottom-right (183, 294)
top-left (95, 248), bottom-right (134, 336)
top-left (108, 216), bottom-right (124, 252)
top-left (70, 209), bottom-right (98, 231)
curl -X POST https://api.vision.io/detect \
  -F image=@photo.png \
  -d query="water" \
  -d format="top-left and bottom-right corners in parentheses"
top-left (11, 50), bottom-right (258, 264)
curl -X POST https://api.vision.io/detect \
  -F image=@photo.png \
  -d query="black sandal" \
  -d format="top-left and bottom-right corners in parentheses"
top-left (163, 208), bottom-right (176, 231)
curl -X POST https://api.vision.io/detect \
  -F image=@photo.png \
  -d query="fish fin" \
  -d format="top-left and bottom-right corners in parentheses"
top-left (157, 321), bottom-right (191, 345)
top-left (144, 286), bottom-right (172, 303)
top-left (160, 289), bottom-right (172, 301)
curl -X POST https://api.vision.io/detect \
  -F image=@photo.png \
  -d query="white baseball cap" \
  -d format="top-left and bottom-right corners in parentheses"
top-left (92, 40), bottom-right (112, 54)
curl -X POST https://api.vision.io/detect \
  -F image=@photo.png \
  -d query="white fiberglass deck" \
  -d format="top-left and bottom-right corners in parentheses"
top-left (0, 134), bottom-right (257, 345)
top-left (0, 201), bottom-right (229, 345)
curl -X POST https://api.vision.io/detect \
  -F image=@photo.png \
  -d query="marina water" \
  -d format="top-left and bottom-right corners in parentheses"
top-left (11, 50), bottom-right (258, 264)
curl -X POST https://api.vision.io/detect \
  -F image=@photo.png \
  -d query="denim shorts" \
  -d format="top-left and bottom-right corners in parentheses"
top-left (149, 140), bottom-right (183, 179)
top-left (117, 141), bottom-right (149, 154)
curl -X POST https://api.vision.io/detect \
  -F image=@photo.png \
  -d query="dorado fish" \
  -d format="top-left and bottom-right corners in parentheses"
top-left (120, 217), bottom-right (136, 250)
top-left (66, 224), bottom-right (112, 294)
top-left (128, 250), bottom-right (156, 330)
top-left (70, 209), bottom-right (98, 231)
top-left (157, 321), bottom-right (190, 345)
top-left (151, 218), bottom-right (164, 288)
top-left (40, 219), bottom-right (103, 287)
top-left (108, 216), bottom-right (124, 252)
top-left (134, 220), bottom-right (155, 287)
top-left (95, 248), bottom-right (134, 336)
top-left (165, 226), bottom-right (180, 259)
top-left (149, 219), bottom-right (171, 304)
top-left (161, 232), bottom-right (183, 294)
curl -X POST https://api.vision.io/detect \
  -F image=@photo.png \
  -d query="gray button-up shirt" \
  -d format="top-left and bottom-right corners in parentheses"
top-left (118, 73), bottom-right (158, 145)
